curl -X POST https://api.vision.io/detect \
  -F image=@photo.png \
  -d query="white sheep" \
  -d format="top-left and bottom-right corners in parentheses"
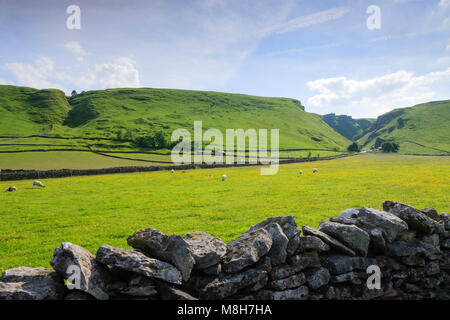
top-left (5, 186), bottom-right (17, 192)
top-left (222, 174), bottom-right (227, 181)
top-left (32, 180), bottom-right (45, 188)
top-left (313, 168), bottom-right (318, 173)
top-left (171, 169), bottom-right (175, 173)
top-left (299, 170), bottom-right (303, 175)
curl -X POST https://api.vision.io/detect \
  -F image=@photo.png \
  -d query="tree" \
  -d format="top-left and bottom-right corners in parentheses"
top-left (381, 142), bottom-right (399, 153)
top-left (347, 142), bottom-right (360, 152)
top-left (71, 90), bottom-right (78, 97)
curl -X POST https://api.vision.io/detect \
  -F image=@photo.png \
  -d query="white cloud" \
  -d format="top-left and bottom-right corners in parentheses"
top-left (439, 0), bottom-right (450, 8)
top-left (263, 7), bottom-right (349, 36)
top-left (2, 57), bottom-right (140, 93)
top-left (74, 57), bottom-right (140, 90)
top-left (306, 68), bottom-right (450, 117)
top-left (3, 57), bottom-right (64, 90)
top-left (64, 41), bottom-right (88, 62)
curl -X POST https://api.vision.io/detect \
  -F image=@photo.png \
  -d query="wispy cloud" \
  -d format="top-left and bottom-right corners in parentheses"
top-left (263, 7), bottom-right (349, 36)
top-left (439, 0), bottom-right (450, 8)
top-left (64, 41), bottom-right (88, 62)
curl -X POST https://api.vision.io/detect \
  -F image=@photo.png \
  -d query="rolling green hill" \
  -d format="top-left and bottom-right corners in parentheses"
top-left (0, 86), bottom-right (70, 136)
top-left (0, 85), bottom-right (350, 150)
top-left (322, 113), bottom-right (375, 140)
top-left (358, 100), bottom-right (450, 154)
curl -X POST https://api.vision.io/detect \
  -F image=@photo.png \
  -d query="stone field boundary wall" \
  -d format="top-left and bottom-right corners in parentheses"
top-left (0, 154), bottom-right (353, 181)
top-left (0, 201), bottom-right (448, 300)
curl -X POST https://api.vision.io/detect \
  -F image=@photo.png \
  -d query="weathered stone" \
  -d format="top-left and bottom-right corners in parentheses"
top-left (368, 228), bottom-right (386, 250)
top-left (421, 207), bottom-right (440, 221)
top-left (330, 216), bottom-right (359, 225)
top-left (397, 230), bottom-right (416, 242)
top-left (201, 264), bottom-right (222, 276)
top-left (119, 275), bottom-right (157, 297)
top-left (319, 221), bottom-right (370, 256)
top-left (297, 235), bottom-right (330, 253)
top-left (439, 213), bottom-right (450, 230)
top-left (400, 255), bottom-right (425, 266)
top-left (385, 241), bottom-right (427, 257)
top-left (245, 216), bottom-right (299, 255)
top-left (306, 267), bottom-right (330, 289)
top-left (273, 286), bottom-right (308, 300)
top-left (326, 286), bottom-right (352, 300)
top-left (222, 228), bottom-right (272, 273)
top-left (183, 232), bottom-right (226, 270)
top-left (302, 225), bottom-right (356, 256)
top-left (271, 252), bottom-right (320, 280)
top-left (442, 239), bottom-right (450, 249)
top-left (50, 242), bottom-right (110, 300)
top-left (127, 228), bottom-right (194, 282)
top-left (330, 272), bottom-right (361, 285)
top-left (255, 256), bottom-right (272, 273)
top-left (269, 273), bottom-right (306, 291)
top-left (199, 269), bottom-right (267, 300)
top-left (424, 262), bottom-right (440, 276)
top-left (320, 254), bottom-right (377, 275)
top-left (0, 267), bottom-right (64, 300)
top-left (263, 223), bottom-right (289, 266)
top-left (156, 282), bottom-right (198, 300)
top-left (339, 208), bottom-right (360, 219)
top-left (357, 207), bottom-right (408, 243)
top-left (64, 290), bottom-right (95, 300)
top-left (383, 201), bottom-right (444, 235)
top-left (96, 245), bottom-right (182, 285)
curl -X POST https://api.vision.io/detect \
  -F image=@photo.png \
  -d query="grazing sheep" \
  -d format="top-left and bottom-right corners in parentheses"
top-left (222, 174), bottom-right (227, 181)
top-left (182, 170), bottom-right (186, 173)
top-left (313, 168), bottom-right (318, 173)
top-left (171, 169), bottom-right (175, 173)
top-left (299, 170), bottom-right (303, 175)
top-left (5, 186), bottom-right (17, 192)
top-left (208, 174), bottom-right (212, 178)
top-left (32, 180), bottom-right (45, 188)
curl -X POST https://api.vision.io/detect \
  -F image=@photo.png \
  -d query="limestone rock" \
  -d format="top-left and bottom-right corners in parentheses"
top-left (318, 221), bottom-right (370, 256)
top-left (270, 252), bottom-right (320, 280)
top-left (383, 201), bottom-right (444, 235)
top-left (339, 208), bottom-right (360, 219)
top-left (302, 225), bottom-right (356, 256)
top-left (50, 242), bottom-right (110, 300)
top-left (0, 267), bottom-right (64, 300)
top-left (297, 235), bottom-right (330, 253)
top-left (222, 228), bottom-right (272, 273)
top-left (127, 228), bottom-right (194, 282)
top-left (183, 232), bottom-right (226, 270)
top-left (357, 207), bottom-right (408, 243)
top-left (320, 254), bottom-right (377, 275)
top-left (273, 286), bottom-right (308, 300)
top-left (269, 273), bottom-right (306, 291)
top-left (199, 269), bottom-right (267, 300)
top-left (96, 245), bottom-right (182, 285)
top-left (245, 216), bottom-right (300, 255)
top-left (306, 267), bottom-right (330, 289)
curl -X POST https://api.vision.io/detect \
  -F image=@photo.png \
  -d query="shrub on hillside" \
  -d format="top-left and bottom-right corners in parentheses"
top-left (347, 142), bottom-right (360, 152)
top-left (381, 141), bottom-right (399, 153)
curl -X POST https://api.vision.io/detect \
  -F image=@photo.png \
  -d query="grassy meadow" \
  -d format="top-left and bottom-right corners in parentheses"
top-left (0, 153), bottom-right (449, 272)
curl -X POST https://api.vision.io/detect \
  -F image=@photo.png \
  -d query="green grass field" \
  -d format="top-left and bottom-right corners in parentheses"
top-left (1, 153), bottom-right (449, 272)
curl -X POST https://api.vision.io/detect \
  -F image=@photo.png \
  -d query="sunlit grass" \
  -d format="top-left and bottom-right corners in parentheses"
top-left (0, 153), bottom-right (449, 272)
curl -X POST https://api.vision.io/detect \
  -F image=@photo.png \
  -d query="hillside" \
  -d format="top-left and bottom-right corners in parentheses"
top-left (0, 85), bottom-right (70, 136)
top-left (0, 85), bottom-right (350, 150)
top-left (322, 113), bottom-right (375, 140)
top-left (358, 100), bottom-right (450, 154)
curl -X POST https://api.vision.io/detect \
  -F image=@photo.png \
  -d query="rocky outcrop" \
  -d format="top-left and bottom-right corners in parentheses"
top-left (1, 201), bottom-right (449, 300)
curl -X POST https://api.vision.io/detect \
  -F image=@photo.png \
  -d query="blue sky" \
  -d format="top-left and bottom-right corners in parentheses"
top-left (0, 0), bottom-right (449, 117)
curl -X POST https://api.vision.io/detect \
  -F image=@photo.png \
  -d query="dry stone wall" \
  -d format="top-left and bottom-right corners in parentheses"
top-left (0, 201), bottom-right (449, 300)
